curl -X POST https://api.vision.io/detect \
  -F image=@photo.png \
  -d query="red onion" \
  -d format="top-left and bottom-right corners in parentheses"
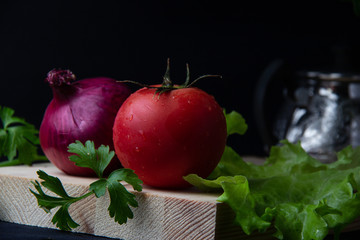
top-left (39, 69), bottom-right (131, 176)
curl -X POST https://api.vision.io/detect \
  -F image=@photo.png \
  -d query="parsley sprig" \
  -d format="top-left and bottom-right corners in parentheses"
top-left (30, 140), bottom-right (143, 231)
top-left (0, 106), bottom-right (48, 166)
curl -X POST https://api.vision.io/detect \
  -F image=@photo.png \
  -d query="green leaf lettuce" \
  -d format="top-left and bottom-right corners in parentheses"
top-left (185, 111), bottom-right (360, 240)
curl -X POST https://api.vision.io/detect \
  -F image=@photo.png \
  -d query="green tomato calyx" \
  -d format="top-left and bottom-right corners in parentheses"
top-left (119, 58), bottom-right (222, 95)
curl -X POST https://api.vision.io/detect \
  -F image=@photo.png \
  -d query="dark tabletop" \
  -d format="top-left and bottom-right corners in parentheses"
top-left (1, 220), bottom-right (360, 240)
top-left (0, 221), bottom-right (121, 240)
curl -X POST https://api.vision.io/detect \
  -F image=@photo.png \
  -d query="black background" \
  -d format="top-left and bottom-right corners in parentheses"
top-left (2, 1), bottom-right (360, 239)
top-left (1, 0), bottom-right (360, 156)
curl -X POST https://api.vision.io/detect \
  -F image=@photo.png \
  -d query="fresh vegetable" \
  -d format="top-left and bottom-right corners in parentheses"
top-left (185, 111), bottom-right (360, 240)
top-left (30, 107), bottom-right (360, 239)
top-left (39, 69), bottom-right (131, 176)
top-left (0, 106), bottom-right (47, 167)
top-left (113, 61), bottom-right (227, 188)
top-left (30, 140), bottom-right (142, 231)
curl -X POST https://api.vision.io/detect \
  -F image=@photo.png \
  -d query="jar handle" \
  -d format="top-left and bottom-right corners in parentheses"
top-left (253, 59), bottom-right (284, 153)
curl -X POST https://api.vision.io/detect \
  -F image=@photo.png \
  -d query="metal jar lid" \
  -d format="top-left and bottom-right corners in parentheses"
top-left (297, 70), bottom-right (360, 82)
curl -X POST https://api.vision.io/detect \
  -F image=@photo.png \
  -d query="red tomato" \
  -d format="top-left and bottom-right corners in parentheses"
top-left (113, 86), bottom-right (227, 188)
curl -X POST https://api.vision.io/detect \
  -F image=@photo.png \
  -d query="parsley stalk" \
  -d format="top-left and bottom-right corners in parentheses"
top-left (30, 140), bottom-right (143, 231)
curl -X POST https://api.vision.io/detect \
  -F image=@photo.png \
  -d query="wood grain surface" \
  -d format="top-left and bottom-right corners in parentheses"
top-left (0, 160), bottom-right (273, 240)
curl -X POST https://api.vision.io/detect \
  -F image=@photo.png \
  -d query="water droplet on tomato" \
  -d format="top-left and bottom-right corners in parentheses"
top-left (139, 130), bottom-right (146, 140)
top-left (135, 146), bottom-right (140, 152)
top-left (208, 106), bottom-right (212, 111)
top-left (187, 100), bottom-right (191, 104)
top-left (129, 114), bottom-right (133, 121)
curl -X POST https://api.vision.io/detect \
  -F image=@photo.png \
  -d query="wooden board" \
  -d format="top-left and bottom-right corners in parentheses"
top-left (0, 160), bottom-right (277, 240)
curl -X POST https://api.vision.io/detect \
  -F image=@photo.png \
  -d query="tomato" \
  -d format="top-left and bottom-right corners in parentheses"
top-left (113, 86), bottom-right (227, 188)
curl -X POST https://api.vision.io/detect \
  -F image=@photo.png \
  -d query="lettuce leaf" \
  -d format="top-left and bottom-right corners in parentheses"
top-left (184, 111), bottom-right (360, 240)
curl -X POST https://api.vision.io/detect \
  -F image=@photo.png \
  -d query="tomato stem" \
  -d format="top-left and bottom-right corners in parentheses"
top-left (186, 74), bottom-right (223, 88)
top-left (118, 59), bottom-right (222, 93)
top-left (162, 58), bottom-right (173, 88)
top-left (182, 63), bottom-right (191, 87)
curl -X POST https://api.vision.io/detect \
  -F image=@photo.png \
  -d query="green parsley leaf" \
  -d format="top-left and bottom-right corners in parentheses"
top-left (68, 140), bottom-right (114, 178)
top-left (52, 204), bottom-right (80, 231)
top-left (30, 140), bottom-right (143, 231)
top-left (90, 169), bottom-right (143, 224)
top-left (0, 106), bottom-right (47, 166)
top-left (30, 170), bottom-right (91, 231)
top-left (89, 179), bottom-right (108, 198)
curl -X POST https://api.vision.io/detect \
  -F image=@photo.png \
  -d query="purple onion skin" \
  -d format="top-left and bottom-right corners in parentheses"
top-left (40, 69), bottom-right (131, 176)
